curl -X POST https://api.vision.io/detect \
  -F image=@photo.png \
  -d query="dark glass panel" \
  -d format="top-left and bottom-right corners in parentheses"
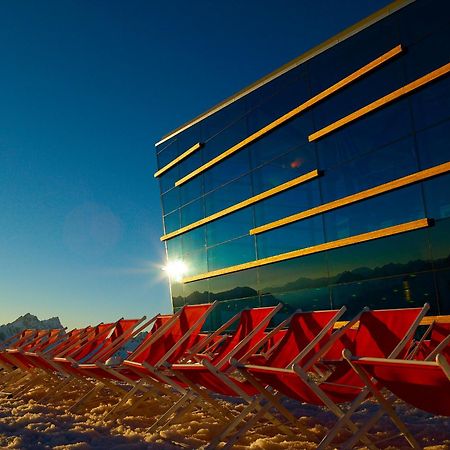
top-left (321, 136), bottom-right (418, 203)
top-left (327, 227), bottom-right (433, 283)
top-left (203, 117), bottom-right (248, 161)
top-left (258, 253), bottom-right (329, 294)
top-left (416, 119), bottom-right (450, 170)
top-left (183, 248), bottom-right (208, 277)
top-left (182, 226), bottom-right (206, 254)
top-left (252, 144), bottom-right (317, 195)
top-left (159, 165), bottom-right (179, 194)
top-left (331, 272), bottom-right (438, 319)
top-left (402, 24), bottom-right (450, 82)
top-left (204, 175), bottom-right (253, 216)
top-left (206, 208), bottom-right (253, 247)
top-left (434, 268), bottom-right (450, 315)
top-left (179, 173), bottom-right (204, 207)
top-left (208, 268), bottom-right (259, 301)
top-left (183, 279), bottom-right (210, 305)
top-left (423, 175), bottom-right (450, 221)
top-left (249, 113), bottom-right (314, 168)
top-left (161, 187), bottom-right (180, 216)
top-left (324, 185), bottom-right (425, 242)
top-left (177, 149), bottom-right (204, 181)
top-left (317, 99), bottom-right (412, 170)
top-left (180, 197), bottom-right (204, 227)
top-left (166, 236), bottom-right (182, 261)
top-left (204, 149), bottom-right (251, 193)
top-left (257, 215), bottom-right (324, 259)
top-left (254, 179), bottom-right (320, 227)
top-left (396, 0), bottom-right (450, 46)
top-left (208, 296), bottom-right (261, 331)
top-left (207, 235), bottom-right (256, 271)
top-left (427, 217), bottom-right (450, 270)
top-left (410, 77), bottom-right (450, 131)
top-left (307, 15), bottom-right (400, 95)
top-left (174, 123), bottom-right (203, 158)
top-left (312, 60), bottom-right (405, 130)
top-left (171, 280), bottom-right (185, 308)
top-left (261, 288), bottom-right (331, 314)
top-left (247, 75), bottom-right (311, 133)
top-left (163, 210), bottom-right (180, 234)
top-left (156, 139), bottom-right (178, 168)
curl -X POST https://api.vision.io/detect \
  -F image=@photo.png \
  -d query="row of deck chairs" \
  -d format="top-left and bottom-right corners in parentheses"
top-left (1, 302), bottom-right (449, 449)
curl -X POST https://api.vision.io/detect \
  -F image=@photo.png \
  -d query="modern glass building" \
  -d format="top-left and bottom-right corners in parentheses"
top-left (154, 0), bottom-right (450, 329)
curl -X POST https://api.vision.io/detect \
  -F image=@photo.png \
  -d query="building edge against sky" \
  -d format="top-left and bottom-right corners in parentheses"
top-left (154, 0), bottom-right (450, 329)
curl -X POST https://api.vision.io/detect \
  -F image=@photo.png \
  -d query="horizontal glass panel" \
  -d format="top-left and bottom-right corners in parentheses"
top-left (177, 149), bottom-right (204, 180)
top-left (416, 119), bottom-right (450, 171)
top-left (183, 279), bottom-right (210, 305)
top-left (331, 271), bottom-right (438, 319)
top-left (166, 236), bottom-right (182, 261)
top-left (208, 268), bottom-right (259, 303)
top-left (163, 210), bottom-right (180, 234)
top-left (252, 144), bottom-right (317, 195)
top-left (179, 173), bottom-right (204, 207)
top-left (261, 288), bottom-right (331, 314)
top-left (181, 197), bottom-right (204, 227)
top-left (317, 99), bottom-right (412, 170)
top-left (312, 59), bottom-right (405, 130)
top-left (423, 174), bottom-right (450, 221)
top-left (410, 76), bottom-right (450, 131)
top-left (157, 139), bottom-right (178, 167)
top-left (174, 124), bottom-right (202, 158)
top-left (204, 174), bottom-right (253, 216)
top-left (208, 296), bottom-right (261, 331)
top-left (207, 235), bottom-right (256, 271)
top-left (182, 226), bottom-right (206, 254)
top-left (204, 148), bottom-right (251, 193)
top-left (207, 208), bottom-right (254, 247)
top-left (203, 117), bottom-right (248, 161)
top-left (327, 226), bottom-right (433, 282)
top-left (434, 268), bottom-right (450, 315)
top-left (183, 249), bottom-right (208, 277)
top-left (159, 165), bottom-right (180, 193)
top-left (258, 252), bottom-right (329, 294)
top-left (321, 136), bottom-right (418, 203)
top-left (249, 112), bottom-right (314, 169)
top-left (397, 0), bottom-right (450, 47)
top-left (307, 15), bottom-right (399, 95)
top-left (324, 185), bottom-right (425, 241)
top-left (427, 217), bottom-right (450, 269)
top-left (257, 215), bottom-right (324, 259)
top-left (162, 188), bottom-right (180, 215)
top-left (254, 179), bottom-right (321, 227)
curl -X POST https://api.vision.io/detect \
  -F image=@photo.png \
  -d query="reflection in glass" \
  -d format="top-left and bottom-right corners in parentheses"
top-left (207, 208), bottom-right (254, 247)
top-left (207, 235), bottom-right (256, 271)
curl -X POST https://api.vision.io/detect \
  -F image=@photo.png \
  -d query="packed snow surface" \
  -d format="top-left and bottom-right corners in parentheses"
top-left (0, 380), bottom-right (448, 450)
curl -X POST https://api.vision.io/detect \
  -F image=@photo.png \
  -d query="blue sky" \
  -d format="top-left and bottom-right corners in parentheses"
top-left (0, 0), bottom-right (391, 328)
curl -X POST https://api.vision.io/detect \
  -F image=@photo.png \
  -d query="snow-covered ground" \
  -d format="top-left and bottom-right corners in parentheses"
top-left (0, 379), bottom-right (448, 450)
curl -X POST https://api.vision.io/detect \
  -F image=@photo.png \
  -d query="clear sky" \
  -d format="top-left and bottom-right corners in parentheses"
top-left (0, 0), bottom-right (391, 329)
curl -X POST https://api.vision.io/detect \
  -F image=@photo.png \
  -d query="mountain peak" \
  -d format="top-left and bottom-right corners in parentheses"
top-left (0, 314), bottom-right (64, 341)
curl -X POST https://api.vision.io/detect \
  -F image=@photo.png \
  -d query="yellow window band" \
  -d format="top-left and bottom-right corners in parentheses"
top-left (251, 161), bottom-right (450, 235)
top-left (154, 142), bottom-right (203, 178)
top-left (182, 218), bottom-right (431, 283)
top-left (161, 169), bottom-right (321, 241)
top-left (174, 45), bottom-right (403, 187)
top-left (309, 61), bottom-right (450, 141)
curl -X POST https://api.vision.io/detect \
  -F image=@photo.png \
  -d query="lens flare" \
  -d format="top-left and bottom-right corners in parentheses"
top-left (162, 260), bottom-right (188, 282)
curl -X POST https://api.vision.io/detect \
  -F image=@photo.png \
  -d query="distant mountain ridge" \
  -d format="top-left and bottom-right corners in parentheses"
top-left (0, 313), bottom-right (64, 342)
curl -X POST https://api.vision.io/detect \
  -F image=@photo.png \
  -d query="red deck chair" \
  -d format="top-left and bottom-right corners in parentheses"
top-left (147, 304), bottom-right (284, 435)
top-left (413, 322), bottom-right (450, 361)
top-left (69, 303), bottom-right (216, 416)
top-left (0, 329), bottom-right (38, 373)
top-left (343, 352), bottom-right (450, 449)
top-left (204, 307), bottom-right (348, 449)
top-left (232, 305), bottom-right (428, 450)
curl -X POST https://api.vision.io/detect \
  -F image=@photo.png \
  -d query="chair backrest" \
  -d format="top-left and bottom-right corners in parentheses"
top-left (267, 310), bottom-right (342, 369)
top-left (212, 306), bottom-right (280, 370)
top-left (350, 355), bottom-right (450, 416)
top-left (130, 304), bottom-right (214, 366)
top-left (22, 330), bottom-right (51, 352)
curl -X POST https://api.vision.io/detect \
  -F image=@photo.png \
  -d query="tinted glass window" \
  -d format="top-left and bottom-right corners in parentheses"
top-left (416, 119), bottom-right (450, 170)
top-left (157, 139), bottom-right (178, 169)
top-left (181, 198), bottom-right (204, 227)
top-left (163, 210), bottom-right (180, 234)
top-left (208, 268), bottom-right (259, 301)
top-left (256, 215), bottom-right (324, 259)
top-left (182, 227), bottom-right (206, 254)
top-left (434, 268), bottom-right (450, 314)
top-left (428, 217), bottom-right (450, 269)
top-left (207, 208), bottom-right (253, 247)
top-left (161, 188), bottom-right (180, 215)
top-left (207, 235), bottom-right (256, 271)
top-left (423, 175), bottom-right (450, 221)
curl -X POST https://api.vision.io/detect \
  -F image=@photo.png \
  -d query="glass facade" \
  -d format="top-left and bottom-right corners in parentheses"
top-left (155, 0), bottom-right (450, 329)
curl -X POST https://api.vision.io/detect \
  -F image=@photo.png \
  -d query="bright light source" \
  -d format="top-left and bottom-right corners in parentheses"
top-left (162, 260), bottom-right (188, 282)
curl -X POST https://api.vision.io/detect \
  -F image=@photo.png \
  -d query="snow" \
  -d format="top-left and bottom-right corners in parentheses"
top-left (0, 314), bottom-right (64, 342)
top-left (0, 379), bottom-right (448, 450)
